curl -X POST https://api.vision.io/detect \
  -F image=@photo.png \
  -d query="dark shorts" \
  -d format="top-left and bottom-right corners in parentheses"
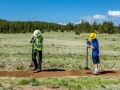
top-left (92, 55), bottom-right (100, 64)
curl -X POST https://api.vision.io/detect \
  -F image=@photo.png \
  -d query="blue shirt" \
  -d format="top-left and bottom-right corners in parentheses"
top-left (91, 38), bottom-right (99, 56)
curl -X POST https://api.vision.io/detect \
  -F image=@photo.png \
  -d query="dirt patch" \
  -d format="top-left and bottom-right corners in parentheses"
top-left (13, 85), bottom-right (68, 90)
top-left (0, 70), bottom-right (119, 78)
top-left (1, 70), bottom-right (120, 90)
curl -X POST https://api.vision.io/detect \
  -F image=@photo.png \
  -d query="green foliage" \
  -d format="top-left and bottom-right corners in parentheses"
top-left (29, 78), bottom-right (39, 86)
top-left (0, 83), bottom-right (2, 87)
top-left (0, 18), bottom-right (119, 34)
top-left (0, 74), bottom-right (120, 90)
top-left (102, 21), bottom-right (114, 34)
top-left (18, 78), bottom-right (39, 86)
top-left (18, 79), bottom-right (29, 85)
top-left (14, 63), bottom-right (24, 70)
top-left (74, 29), bottom-right (80, 35)
top-left (37, 77), bottom-right (120, 90)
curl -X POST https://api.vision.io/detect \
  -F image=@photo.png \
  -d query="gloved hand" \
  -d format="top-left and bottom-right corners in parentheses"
top-left (30, 40), bottom-right (35, 43)
top-left (87, 41), bottom-right (91, 45)
top-left (36, 42), bottom-right (42, 46)
top-left (86, 44), bottom-right (90, 48)
top-left (30, 41), bottom-right (32, 43)
top-left (30, 38), bottom-right (32, 43)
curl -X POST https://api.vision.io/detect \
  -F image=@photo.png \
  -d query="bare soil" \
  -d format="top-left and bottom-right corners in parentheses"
top-left (13, 85), bottom-right (68, 90)
top-left (0, 69), bottom-right (120, 78)
top-left (1, 69), bottom-right (120, 90)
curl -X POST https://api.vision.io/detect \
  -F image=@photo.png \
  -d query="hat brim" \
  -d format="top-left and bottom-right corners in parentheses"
top-left (33, 34), bottom-right (37, 37)
top-left (89, 33), bottom-right (96, 40)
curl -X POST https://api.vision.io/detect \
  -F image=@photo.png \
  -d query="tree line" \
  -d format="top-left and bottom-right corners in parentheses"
top-left (0, 18), bottom-right (120, 35)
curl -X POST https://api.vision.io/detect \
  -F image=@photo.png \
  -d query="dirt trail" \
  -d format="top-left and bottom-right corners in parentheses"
top-left (0, 70), bottom-right (119, 78)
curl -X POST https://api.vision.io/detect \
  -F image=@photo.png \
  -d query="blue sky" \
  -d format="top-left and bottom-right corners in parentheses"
top-left (0, 0), bottom-right (120, 26)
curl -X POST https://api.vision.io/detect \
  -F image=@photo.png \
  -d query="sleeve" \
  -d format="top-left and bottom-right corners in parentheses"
top-left (93, 39), bottom-right (99, 49)
top-left (40, 36), bottom-right (43, 44)
top-left (30, 35), bottom-right (34, 43)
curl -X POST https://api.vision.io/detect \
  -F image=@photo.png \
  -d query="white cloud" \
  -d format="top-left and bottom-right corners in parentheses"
top-left (79, 14), bottom-right (107, 25)
top-left (74, 21), bottom-right (82, 24)
top-left (58, 23), bottom-right (66, 25)
top-left (82, 14), bottom-right (107, 21)
top-left (93, 14), bottom-right (107, 20)
top-left (58, 11), bottom-right (120, 25)
top-left (83, 16), bottom-right (92, 21)
top-left (107, 10), bottom-right (120, 17)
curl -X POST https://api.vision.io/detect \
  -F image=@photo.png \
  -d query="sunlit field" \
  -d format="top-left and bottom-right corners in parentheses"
top-left (0, 31), bottom-right (120, 90)
top-left (0, 31), bottom-right (120, 71)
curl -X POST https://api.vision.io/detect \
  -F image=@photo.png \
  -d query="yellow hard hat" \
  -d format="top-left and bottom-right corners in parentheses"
top-left (89, 33), bottom-right (96, 40)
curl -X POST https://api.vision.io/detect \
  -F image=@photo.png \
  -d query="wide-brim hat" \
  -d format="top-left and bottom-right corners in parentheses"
top-left (89, 33), bottom-right (96, 40)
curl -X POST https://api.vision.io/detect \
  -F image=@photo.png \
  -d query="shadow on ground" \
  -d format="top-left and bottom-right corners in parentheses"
top-left (99, 70), bottom-right (116, 74)
top-left (86, 70), bottom-right (117, 76)
top-left (42, 68), bottom-right (65, 72)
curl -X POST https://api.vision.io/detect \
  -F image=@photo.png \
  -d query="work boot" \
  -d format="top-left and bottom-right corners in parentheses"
top-left (37, 69), bottom-right (41, 72)
top-left (32, 67), bottom-right (38, 71)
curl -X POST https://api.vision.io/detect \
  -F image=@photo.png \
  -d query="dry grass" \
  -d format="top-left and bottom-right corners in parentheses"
top-left (0, 32), bottom-right (120, 71)
top-left (0, 32), bottom-right (120, 90)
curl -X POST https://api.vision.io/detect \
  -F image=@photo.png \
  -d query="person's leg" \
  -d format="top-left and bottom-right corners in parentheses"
top-left (92, 55), bottom-right (100, 74)
top-left (37, 50), bottom-right (42, 72)
top-left (94, 64), bottom-right (98, 72)
top-left (32, 51), bottom-right (38, 70)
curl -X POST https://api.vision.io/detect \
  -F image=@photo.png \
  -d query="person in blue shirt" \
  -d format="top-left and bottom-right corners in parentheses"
top-left (88, 33), bottom-right (100, 75)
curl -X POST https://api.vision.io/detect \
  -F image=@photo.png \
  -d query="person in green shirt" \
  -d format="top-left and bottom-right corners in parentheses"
top-left (30, 30), bottom-right (43, 72)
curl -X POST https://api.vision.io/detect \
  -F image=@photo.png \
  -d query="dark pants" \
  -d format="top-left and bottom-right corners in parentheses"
top-left (32, 49), bottom-right (42, 70)
top-left (92, 55), bottom-right (100, 64)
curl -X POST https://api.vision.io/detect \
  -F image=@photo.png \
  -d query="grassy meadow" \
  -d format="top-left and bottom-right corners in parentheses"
top-left (0, 31), bottom-right (120, 90)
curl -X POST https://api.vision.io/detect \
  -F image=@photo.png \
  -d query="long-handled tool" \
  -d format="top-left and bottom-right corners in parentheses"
top-left (84, 39), bottom-right (90, 70)
top-left (29, 35), bottom-right (35, 67)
